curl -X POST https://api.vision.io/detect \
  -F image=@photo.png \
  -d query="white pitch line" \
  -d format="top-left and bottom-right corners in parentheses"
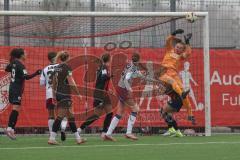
top-left (0, 141), bottom-right (240, 150)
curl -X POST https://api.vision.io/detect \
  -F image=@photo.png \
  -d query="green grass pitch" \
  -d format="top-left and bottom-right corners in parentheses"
top-left (0, 134), bottom-right (240, 160)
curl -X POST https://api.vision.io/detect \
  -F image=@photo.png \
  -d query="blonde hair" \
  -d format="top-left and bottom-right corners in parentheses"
top-left (55, 51), bottom-right (69, 63)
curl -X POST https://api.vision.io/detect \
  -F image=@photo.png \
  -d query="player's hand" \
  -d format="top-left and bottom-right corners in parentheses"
top-left (184, 33), bottom-right (192, 44)
top-left (171, 29), bottom-right (184, 36)
top-left (187, 115), bottom-right (196, 125)
top-left (35, 69), bottom-right (42, 75)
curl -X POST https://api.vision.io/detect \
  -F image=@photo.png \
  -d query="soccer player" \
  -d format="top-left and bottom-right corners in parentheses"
top-left (40, 51), bottom-right (68, 141)
top-left (159, 29), bottom-right (194, 137)
top-left (77, 53), bottom-right (113, 139)
top-left (48, 51), bottom-right (85, 145)
top-left (5, 48), bottom-right (41, 140)
top-left (104, 52), bottom-right (144, 141)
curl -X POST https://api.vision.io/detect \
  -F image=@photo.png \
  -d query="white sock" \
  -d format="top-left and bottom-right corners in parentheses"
top-left (49, 132), bottom-right (57, 141)
top-left (7, 127), bottom-right (13, 131)
top-left (126, 113), bottom-right (137, 134)
top-left (106, 116), bottom-right (121, 136)
top-left (77, 128), bottom-right (82, 133)
top-left (48, 119), bottom-right (54, 132)
top-left (74, 132), bottom-right (81, 140)
top-left (61, 118), bottom-right (68, 132)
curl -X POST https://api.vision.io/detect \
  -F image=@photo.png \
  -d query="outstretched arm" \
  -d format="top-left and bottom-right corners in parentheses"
top-left (39, 70), bottom-right (46, 86)
top-left (25, 69), bottom-right (42, 80)
top-left (181, 45), bottom-right (192, 59)
top-left (181, 33), bottom-right (193, 59)
top-left (68, 75), bottom-right (82, 100)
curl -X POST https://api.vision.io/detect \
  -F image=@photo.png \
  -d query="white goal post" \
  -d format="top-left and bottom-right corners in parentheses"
top-left (0, 11), bottom-right (210, 136)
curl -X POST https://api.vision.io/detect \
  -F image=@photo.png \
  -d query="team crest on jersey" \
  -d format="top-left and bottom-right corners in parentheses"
top-left (0, 59), bottom-right (10, 113)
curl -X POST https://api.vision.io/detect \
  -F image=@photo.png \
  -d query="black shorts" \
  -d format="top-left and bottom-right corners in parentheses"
top-left (167, 94), bottom-right (183, 112)
top-left (56, 94), bottom-right (72, 108)
top-left (8, 90), bottom-right (22, 105)
top-left (46, 98), bottom-right (55, 110)
top-left (93, 95), bottom-right (111, 108)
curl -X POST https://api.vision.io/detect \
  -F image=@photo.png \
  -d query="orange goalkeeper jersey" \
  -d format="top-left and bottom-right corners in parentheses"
top-left (162, 35), bottom-right (191, 72)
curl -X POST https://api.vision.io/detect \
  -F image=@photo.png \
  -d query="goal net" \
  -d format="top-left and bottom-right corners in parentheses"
top-left (0, 11), bottom-right (210, 136)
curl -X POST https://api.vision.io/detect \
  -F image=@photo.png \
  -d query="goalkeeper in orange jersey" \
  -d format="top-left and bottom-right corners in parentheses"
top-left (158, 29), bottom-right (195, 137)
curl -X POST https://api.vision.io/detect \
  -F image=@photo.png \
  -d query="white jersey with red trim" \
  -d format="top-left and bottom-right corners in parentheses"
top-left (40, 64), bottom-right (59, 99)
top-left (118, 62), bottom-right (143, 90)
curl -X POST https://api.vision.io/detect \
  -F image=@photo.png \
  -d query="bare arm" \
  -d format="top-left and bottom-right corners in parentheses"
top-left (39, 70), bottom-right (46, 86)
top-left (181, 45), bottom-right (192, 59)
top-left (68, 75), bottom-right (82, 98)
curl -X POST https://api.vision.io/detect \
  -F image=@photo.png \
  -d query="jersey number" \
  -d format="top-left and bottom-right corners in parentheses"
top-left (47, 71), bottom-right (54, 88)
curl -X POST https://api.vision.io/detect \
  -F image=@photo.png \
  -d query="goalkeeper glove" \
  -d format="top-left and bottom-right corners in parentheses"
top-left (184, 33), bottom-right (192, 45)
top-left (187, 115), bottom-right (196, 125)
top-left (171, 29), bottom-right (184, 36)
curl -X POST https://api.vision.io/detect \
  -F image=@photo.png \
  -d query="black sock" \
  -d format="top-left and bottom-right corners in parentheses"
top-left (52, 117), bottom-right (62, 133)
top-left (8, 110), bottom-right (19, 129)
top-left (102, 112), bottom-right (113, 133)
top-left (164, 114), bottom-right (178, 130)
top-left (69, 117), bottom-right (77, 133)
top-left (172, 119), bottom-right (178, 130)
top-left (80, 114), bottom-right (99, 130)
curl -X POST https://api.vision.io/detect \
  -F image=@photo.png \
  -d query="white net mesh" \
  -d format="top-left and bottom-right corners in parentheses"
top-left (0, 12), bottom-right (206, 134)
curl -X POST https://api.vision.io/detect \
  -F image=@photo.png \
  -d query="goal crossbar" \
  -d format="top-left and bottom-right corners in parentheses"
top-left (0, 11), bottom-right (208, 17)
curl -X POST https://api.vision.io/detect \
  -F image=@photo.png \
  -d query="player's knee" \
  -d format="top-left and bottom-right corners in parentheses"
top-left (48, 109), bottom-right (55, 118)
top-left (106, 112), bottom-right (113, 118)
top-left (115, 114), bottom-right (122, 120)
top-left (48, 116), bottom-right (55, 120)
top-left (56, 116), bottom-right (64, 121)
top-left (13, 106), bottom-right (21, 111)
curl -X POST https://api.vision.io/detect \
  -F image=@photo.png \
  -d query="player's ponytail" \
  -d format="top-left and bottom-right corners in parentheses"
top-left (56, 51), bottom-right (70, 63)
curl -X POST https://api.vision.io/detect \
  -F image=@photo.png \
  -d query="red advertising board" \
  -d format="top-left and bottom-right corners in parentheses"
top-left (0, 46), bottom-right (239, 127)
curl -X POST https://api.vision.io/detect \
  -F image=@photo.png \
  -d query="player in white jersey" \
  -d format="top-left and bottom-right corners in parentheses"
top-left (179, 61), bottom-right (198, 110)
top-left (40, 52), bottom-right (68, 141)
top-left (105, 53), bottom-right (144, 141)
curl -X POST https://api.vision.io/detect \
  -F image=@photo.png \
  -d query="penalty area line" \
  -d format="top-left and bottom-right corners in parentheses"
top-left (0, 141), bottom-right (240, 150)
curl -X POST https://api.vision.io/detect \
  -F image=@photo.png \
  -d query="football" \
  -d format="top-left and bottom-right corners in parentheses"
top-left (186, 12), bottom-right (198, 23)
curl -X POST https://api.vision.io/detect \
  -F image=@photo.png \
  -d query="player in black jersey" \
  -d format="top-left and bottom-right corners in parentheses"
top-left (40, 52), bottom-right (68, 141)
top-left (48, 51), bottom-right (85, 145)
top-left (77, 53), bottom-right (113, 140)
top-left (5, 48), bottom-right (41, 140)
